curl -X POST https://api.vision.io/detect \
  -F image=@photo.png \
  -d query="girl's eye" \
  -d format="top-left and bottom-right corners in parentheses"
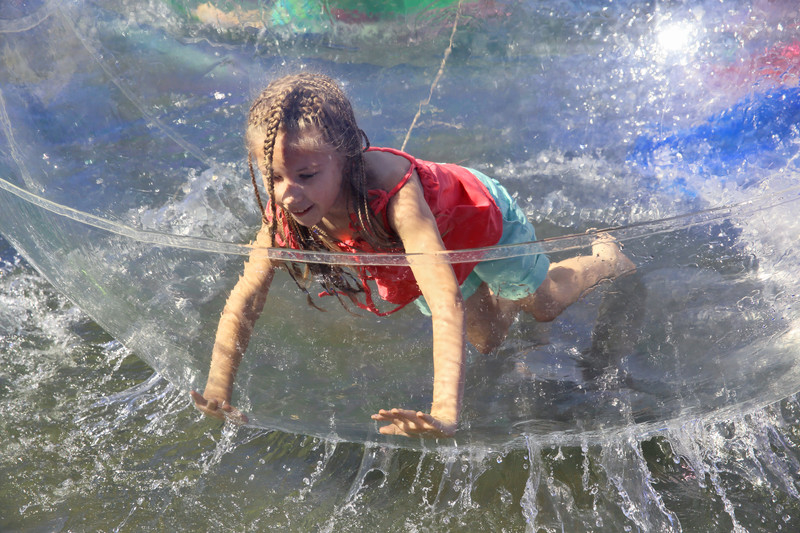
top-left (299, 172), bottom-right (317, 180)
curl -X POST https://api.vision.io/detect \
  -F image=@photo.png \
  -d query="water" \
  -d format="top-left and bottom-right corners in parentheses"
top-left (2, 0), bottom-right (800, 530)
top-left (3, 233), bottom-right (800, 531)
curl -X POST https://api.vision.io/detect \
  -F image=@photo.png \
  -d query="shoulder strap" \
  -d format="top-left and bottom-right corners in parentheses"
top-left (365, 146), bottom-right (418, 200)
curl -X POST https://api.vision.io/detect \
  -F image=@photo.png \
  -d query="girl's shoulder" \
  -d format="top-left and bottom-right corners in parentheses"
top-left (364, 148), bottom-right (414, 192)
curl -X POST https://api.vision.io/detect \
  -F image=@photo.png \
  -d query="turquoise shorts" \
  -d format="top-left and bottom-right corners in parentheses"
top-left (414, 168), bottom-right (550, 316)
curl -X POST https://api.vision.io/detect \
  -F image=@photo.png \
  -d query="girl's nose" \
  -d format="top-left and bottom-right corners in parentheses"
top-left (275, 179), bottom-right (302, 204)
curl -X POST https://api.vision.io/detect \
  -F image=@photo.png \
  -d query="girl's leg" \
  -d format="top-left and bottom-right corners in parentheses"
top-left (464, 235), bottom-right (635, 352)
top-left (521, 235), bottom-right (635, 323)
top-left (464, 282), bottom-right (520, 354)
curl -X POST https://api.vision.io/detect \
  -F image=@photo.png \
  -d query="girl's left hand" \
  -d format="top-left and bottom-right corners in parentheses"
top-left (371, 408), bottom-right (456, 438)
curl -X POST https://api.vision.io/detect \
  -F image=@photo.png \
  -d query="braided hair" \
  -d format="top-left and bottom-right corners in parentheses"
top-left (246, 73), bottom-right (397, 310)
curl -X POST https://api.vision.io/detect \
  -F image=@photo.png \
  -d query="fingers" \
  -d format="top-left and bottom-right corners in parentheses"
top-left (372, 408), bottom-right (426, 421)
top-left (371, 408), bottom-right (401, 421)
top-left (371, 409), bottom-right (425, 428)
top-left (372, 409), bottom-right (423, 436)
top-left (190, 389), bottom-right (218, 415)
top-left (190, 391), bottom-right (248, 424)
top-left (378, 423), bottom-right (410, 436)
top-left (371, 408), bottom-right (453, 438)
top-left (189, 389), bottom-right (206, 406)
top-left (220, 400), bottom-right (249, 425)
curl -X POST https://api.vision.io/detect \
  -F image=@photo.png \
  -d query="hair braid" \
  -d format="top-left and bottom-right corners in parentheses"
top-left (261, 104), bottom-right (283, 248)
top-left (247, 154), bottom-right (264, 216)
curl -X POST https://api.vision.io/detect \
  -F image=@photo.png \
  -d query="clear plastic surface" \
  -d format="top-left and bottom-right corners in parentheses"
top-left (1, 0), bottom-right (799, 446)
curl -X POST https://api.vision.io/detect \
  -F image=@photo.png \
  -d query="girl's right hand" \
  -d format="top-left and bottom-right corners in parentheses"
top-left (190, 390), bottom-right (249, 425)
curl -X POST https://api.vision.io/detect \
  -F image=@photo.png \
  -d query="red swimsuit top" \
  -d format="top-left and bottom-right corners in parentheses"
top-left (275, 147), bottom-right (503, 315)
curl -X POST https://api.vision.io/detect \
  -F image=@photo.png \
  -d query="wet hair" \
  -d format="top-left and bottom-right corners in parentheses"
top-left (246, 73), bottom-right (397, 310)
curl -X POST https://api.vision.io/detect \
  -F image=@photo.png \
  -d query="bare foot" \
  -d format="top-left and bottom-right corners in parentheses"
top-left (194, 3), bottom-right (262, 29)
top-left (591, 233), bottom-right (636, 279)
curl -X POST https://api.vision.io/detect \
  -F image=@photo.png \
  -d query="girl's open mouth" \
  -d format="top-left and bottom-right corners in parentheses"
top-left (292, 205), bottom-right (313, 217)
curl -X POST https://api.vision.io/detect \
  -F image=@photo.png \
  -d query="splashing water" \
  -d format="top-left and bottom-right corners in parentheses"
top-left (2, 0), bottom-right (800, 530)
top-left (2, 252), bottom-right (799, 530)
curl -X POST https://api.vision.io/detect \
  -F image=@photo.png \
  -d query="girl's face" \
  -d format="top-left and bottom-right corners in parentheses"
top-left (254, 128), bottom-right (348, 229)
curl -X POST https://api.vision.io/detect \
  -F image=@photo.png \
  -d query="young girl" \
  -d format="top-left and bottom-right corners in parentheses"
top-left (190, 73), bottom-right (635, 439)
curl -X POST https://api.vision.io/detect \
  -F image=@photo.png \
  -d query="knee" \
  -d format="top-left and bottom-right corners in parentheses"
top-left (465, 311), bottom-right (504, 353)
top-left (467, 331), bottom-right (503, 354)
top-left (524, 285), bottom-right (564, 323)
top-left (531, 302), bottom-right (560, 323)
top-left (464, 282), bottom-right (518, 353)
top-left (532, 306), bottom-right (558, 323)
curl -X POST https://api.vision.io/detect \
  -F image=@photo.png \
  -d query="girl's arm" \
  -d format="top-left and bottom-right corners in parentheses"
top-left (191, 223), bottom-right (275, 423)
top-left (371, 171), bottom-right (466, 438)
